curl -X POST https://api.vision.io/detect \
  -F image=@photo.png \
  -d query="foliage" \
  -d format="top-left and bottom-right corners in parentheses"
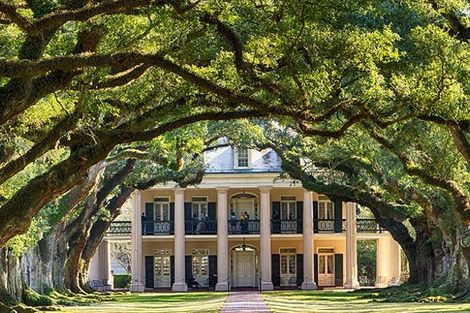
top-left (112, 275), bottom-right (131, 289)
top-left (357, 240), bottom-right (377, 287)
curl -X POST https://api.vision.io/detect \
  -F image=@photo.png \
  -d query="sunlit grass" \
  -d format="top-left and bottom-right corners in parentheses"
top-left (262, 290), bottom-right (470, 313)
top-left (60, 292), bottom-right (227, 313)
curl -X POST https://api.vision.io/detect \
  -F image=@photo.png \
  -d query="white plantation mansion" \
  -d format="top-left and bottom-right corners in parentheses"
top-left (88, 146), bottom-right (401, 291)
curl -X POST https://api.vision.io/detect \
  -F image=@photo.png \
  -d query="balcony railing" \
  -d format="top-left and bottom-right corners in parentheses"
top-left (357, 219), bottom-right (385, 233)
top-left (314, 219), bottom-right (346, 232)
top-left (107, 221), bottom-right (131, 235)
top-left (185, 220), bottom-right (217, 235)
top-left (228, 219), bottom-right (260, 234)
top-left (271, 219), bottom-right (302, 234)
top-left (107, 218), bottom-right (387, 236)
top-left (142, 220), bottom-right (174, 235)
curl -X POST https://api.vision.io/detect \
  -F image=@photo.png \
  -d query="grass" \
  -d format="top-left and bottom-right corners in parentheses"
top-left (60, 292), bottom-right (228, 313)
top-left (262, 290), bottom-right (470, 313)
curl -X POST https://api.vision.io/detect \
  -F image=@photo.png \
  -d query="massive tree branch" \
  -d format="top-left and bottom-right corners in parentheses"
top-left (367, 127), bottom-right (470, 223)
top-left (0, 1), bottom-right (33, 32)
top-left (0, 110), bottom-right (81, 184)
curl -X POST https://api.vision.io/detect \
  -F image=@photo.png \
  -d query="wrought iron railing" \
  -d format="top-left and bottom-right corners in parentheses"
top-left (314, 219), bottom-right (345, 232)
top-left (228, 219), bottom-right (260, 234)
top-left (357, 219), bottom-right (385, 233)
top-left (185, 220), bottom-right (217, 235)
top-left (271, 219), bottom-right (302, 234)
top-left (142, 220), bottom-right (174, 235)
top-left (107, 221), bottom-right (131, 234)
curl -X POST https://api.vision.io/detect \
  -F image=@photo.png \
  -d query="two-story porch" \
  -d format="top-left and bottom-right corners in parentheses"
top-left (89, 173), bottom-right (401, 292)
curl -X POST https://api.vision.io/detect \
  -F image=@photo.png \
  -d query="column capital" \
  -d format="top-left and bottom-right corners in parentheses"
top-left (133, 189), bottom-right (142, 196)
top-left (173, 187), bottom-right (185, 195)
top-left (216, 187), bottom-right (229, 193)
top-left (258, 186), bottom-right (272, 192)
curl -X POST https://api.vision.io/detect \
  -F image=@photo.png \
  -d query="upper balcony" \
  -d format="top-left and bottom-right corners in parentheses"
top-left (106, 218), bottom-right (387, 236)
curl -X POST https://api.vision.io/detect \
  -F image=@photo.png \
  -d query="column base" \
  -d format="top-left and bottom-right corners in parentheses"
top-left (344, 280), bottom-right (360, 289)
top-left (301, 281), bottom-right (318, 290)
top-left (130, 282), bottom-right (145, 292)
top-left (172, 282), bottom-right (188, 292)
top-left (215, 282), bottom-right (229, 291)
top-left (260, 281), bottom-right (274, 291)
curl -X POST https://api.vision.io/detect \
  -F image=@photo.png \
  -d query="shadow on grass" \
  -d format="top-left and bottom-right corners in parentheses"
top-left (107, 292), bottom-right (227, 303)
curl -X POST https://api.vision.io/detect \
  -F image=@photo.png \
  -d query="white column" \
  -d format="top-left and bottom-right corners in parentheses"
top-left (376, 236), bottom-right (400, 287)
top-left (216, 188), bottom-right (229, 291)
top-left (302, 190), bottom-right (317, 290)
top-left (130, 191), bottom-right (145, 292)
top-left (259, 186), bottom-right (273, 290)
top-left (172, 188), bottom-right (188, 292)
top-left (101, 240), bottom-right (113, 289)
top-left (345, 202), bottom-right (359, 289)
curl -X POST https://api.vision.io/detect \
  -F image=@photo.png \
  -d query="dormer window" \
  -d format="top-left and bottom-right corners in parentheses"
top-left (234, 147), bottom-right (250, 169)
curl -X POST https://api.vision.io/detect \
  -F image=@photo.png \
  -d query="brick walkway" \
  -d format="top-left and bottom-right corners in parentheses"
top-left (221, 291), bottom-right (271, 313)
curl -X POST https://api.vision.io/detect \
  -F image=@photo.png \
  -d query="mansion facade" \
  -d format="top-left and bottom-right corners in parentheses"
top-left (88, 146), bottom-right (401, 291)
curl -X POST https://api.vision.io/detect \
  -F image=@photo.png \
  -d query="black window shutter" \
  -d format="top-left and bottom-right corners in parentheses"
top-left (208, 202), bottom-right (217, 233)
top-left (272, 254), bottom-right (280, 287)
top-left (184, 202), bottom-right (192, 220)
top-left (169, 203), bottom-right (175, 235)
top-left (272, 202), bottom-right (281, 234)
top-left (296, 201), bottom-right (303, 234)
top-left (334, 199), bottom-right (343, 233)
top-left (313, 201), bottom-right (319, 233)
top-left (144, 203), bottom-right (154, 235)
top-left (209, 255), bottom-right (217, 288)
top-left (208, 202), bottom-right (216, 219)
top-left (335, 253), bottom-right (343, 286)
top-left (170, 255), bottom-right (175, 285)
top-left (184, 202), bottom-right (192, 234)
top-left (145, 256), bottom-right (154, 289)
top-left (296, 254), bottom-right (304, 286)
top-left (185, 255), bottom-right (192, 285)
top-left (314, 254), bottom-right (318, 285)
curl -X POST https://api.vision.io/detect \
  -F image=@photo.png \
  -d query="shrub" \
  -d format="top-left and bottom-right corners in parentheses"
top-left (113, 274), bottom-right (131, 289)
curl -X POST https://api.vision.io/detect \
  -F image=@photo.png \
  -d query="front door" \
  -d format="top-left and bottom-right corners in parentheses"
top-left (232, 248), bottom-right (257, 287)
top-left (154, 250), bottom-right (171, 288)
top-left (318, 252), bottom-right (335, 287)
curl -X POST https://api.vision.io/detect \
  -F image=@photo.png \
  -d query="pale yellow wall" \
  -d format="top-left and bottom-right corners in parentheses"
top-left (271, 239), bottom-right (303, 253)
top-left (270, 188), bottom-right (305, 201)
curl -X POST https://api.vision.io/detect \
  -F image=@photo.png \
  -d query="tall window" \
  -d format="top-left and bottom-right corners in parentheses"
top-left (192, 197), bottom-right (208, 219)
top-left (192, 249), bottom-right (209, 277)
top-left (280, 248), bottom-right (296, 275)
top-left (154, 197), bottom-right (170, 221)
top-left (318, 248), bottom-right (334, 275)
top-left (235, 147), bottom-right (249, 168)
top-left (318, 196), bottom-right (334, 220)
top-left (280, 196), bottom-right (296, 220)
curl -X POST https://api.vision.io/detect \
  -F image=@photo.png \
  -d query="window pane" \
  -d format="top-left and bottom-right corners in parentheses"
top-left (319, 256), bottom-right (325, 274)
top-left (327, 203), bottom-right (334, 219)
top-left (289, 203), bottom-right (295, 219)
top-left (281, 255), bottom-right (288, 274)
top-left (237, 148), bottom-right (249, 167)
top-left (327, 255), bottom-right (334, 274)
top-left (281, 203), bottom-right (288, 219)
top-left (318, 203), bottom-right (325, 219)
top-left (288, 255), bottom-right (296, 274)
top-left (201, 256), bottom-right (208, 275)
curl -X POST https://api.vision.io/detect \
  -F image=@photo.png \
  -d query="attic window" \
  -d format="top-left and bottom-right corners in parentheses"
top-left (235, 147), bottom-right (250, 168)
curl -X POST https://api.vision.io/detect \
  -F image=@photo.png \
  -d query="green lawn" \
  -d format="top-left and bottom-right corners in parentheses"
top-left (262, 290), bottom-right (470, 313)
top-left (60, 292), bottom-right (228, 313)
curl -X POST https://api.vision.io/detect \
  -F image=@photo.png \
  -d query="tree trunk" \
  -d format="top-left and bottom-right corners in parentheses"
top-left (0, 248), bottom-right (24, 304)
